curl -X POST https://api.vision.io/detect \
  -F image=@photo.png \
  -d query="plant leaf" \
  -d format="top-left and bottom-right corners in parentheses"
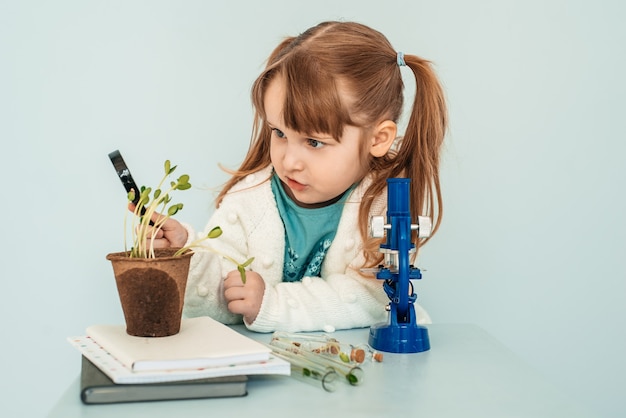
top-left (241, 257), bottom-right (254, 268)
top-left (138, 191), bottom-right (150, 207)
top-left (142, 187), bottom-right (151, 196)
top-left (207, 226), bottom-right (222, 239)
top-left (238, 265), bottom-right (247, 284)
top-left (176, 175), bottom-right (191, 190)
top-left (164, 160), bottom-right (177, 175)
top-left (167, 203), bottom-right (183, 216)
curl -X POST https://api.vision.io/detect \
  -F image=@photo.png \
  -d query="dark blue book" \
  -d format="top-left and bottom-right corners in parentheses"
top-left (80, 356), bottom-right (247, 404)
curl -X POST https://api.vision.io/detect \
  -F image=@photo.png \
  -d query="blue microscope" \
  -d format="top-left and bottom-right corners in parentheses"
top-left (368, 178), bottom-right (432, 353)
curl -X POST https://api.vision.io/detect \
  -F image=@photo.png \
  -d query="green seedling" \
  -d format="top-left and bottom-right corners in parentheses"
top-left (124, 159), bottom-right (253, 282)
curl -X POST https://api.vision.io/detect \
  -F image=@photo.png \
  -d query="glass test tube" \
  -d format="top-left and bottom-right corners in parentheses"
top-left (268, 343), bottom-right (339, 392)
top-left (272, 331), bottom-right (383, 364)
top-left (269, 338), bottom-right (364, 386)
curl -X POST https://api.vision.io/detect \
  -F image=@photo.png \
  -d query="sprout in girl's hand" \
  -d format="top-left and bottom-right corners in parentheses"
top-left (174, 226), bottom-right (255, 283)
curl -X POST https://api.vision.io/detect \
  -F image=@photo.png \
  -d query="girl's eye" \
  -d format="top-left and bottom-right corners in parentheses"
top-left (271, 128), bottom-right (286, 139)
top-left (306, 138), bottom-right (325, 149)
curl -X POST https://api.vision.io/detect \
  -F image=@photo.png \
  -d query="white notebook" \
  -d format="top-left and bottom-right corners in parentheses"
top-left (85, 316), bottom-right (271, 372)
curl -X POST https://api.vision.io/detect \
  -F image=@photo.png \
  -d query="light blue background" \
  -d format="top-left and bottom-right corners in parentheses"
top-left (1, 1), bottom-right (624, 417)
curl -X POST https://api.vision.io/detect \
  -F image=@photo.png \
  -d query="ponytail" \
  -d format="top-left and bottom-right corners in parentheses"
top-left (360, 54), bottom-right (447, 267)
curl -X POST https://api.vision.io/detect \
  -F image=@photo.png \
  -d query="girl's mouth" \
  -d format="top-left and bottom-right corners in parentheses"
top-left (287, 177), bottom-right (307, 192)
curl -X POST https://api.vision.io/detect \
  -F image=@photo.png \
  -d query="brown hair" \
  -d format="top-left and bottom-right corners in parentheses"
top-left (217, 21), bottom-right (447, 267)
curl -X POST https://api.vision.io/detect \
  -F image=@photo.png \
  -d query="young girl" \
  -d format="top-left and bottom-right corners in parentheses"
top-left (150, 21), bottom-right (447, 333)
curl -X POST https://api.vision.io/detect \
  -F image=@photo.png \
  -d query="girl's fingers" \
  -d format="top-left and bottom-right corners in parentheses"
top-left (223, 271), bottom-right (245, 289)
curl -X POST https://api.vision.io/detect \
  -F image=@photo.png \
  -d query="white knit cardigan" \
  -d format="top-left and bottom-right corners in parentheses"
top-left (182, 165), bottom-right (430, 333)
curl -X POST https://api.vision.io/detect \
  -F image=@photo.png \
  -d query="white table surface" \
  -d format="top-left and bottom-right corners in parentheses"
top-left (48, 324), bottom-right (594, 417)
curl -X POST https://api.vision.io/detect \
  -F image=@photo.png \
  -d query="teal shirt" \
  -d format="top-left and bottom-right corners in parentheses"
top-left (270, 173), bottom-right (354, 282)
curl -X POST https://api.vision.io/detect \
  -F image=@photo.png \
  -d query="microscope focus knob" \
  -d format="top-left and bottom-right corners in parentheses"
top-left (416, 216), bottom-right (433, 238)
top-left (370, 216), bottom-right (386, 238)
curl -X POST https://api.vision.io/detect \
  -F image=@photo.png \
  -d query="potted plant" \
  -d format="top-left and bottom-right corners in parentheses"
top-left (106, 159), bottom-right (252, 337)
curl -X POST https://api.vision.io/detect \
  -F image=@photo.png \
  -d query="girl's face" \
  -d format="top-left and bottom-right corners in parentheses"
top-left (265, 77), bottom-right (366, 208)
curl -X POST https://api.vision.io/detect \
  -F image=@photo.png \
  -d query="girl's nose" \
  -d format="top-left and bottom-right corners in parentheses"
top-left (282, 144), bottom-right (304, 171)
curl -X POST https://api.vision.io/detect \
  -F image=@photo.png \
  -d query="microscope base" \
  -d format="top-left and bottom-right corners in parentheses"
top-left (369, 320), bottom-right (430, 353)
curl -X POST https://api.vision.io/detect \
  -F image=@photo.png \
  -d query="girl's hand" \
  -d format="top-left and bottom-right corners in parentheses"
top-left (145, 217), bottom-right (188, 249)
top-left (223, 270), bottom-right (265, 324)
top-left (128, 203), bottom-right (188, 248)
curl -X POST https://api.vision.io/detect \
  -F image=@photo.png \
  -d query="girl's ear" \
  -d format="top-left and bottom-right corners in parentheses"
top-left (369, 120), bottom-right (397, 157)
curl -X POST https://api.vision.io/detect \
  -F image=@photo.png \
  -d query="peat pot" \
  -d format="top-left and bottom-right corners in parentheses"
top-left (106, 248), bottom-right (193, 337)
